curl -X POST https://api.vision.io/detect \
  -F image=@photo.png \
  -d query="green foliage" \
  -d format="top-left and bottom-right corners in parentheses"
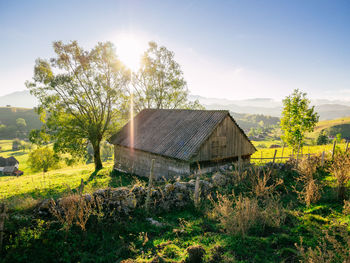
top-left (132, 41), bottom-right (202, 111)
top-left (26, 41), bottom-right (130, 170)
top-left (12, 138), bottom-right (22, 151)
top-left (316, 131), bottom-right (329, 145)
top-left (336, 133), bottom-right (342, 143)
top-left (281, 89), bottom-right (319, 150)
top-left (28, 147), bottom-right (59, 173)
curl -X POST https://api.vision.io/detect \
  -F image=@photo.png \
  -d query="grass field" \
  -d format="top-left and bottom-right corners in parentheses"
top-left (0, 140), bottom-right (144, 211)
top-left (251, 140), bottom-right (347, 162)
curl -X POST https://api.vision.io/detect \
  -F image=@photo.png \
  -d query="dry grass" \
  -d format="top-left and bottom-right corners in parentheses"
top-left (328, 152), bottom-right (350, 201)
top-left (49, 185), bottom-right (103, 231)
top-left (294, 156), bottom-right (322, 206)
top-left (210, 191), bottom-right (286, 237)
top-left (249, 167), bottom-right (283, 198)
top-left (343, 200), bottom-right (350, 215)
top-left (296, 224), bottom-right (350, 263)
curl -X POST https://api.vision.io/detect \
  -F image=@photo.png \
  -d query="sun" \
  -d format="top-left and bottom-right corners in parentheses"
top-left (115, 34), bottom-right (146, 72)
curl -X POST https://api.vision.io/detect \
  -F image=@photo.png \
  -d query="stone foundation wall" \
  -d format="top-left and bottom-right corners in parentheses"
top-left (114, 145), bottom-right (191, 179)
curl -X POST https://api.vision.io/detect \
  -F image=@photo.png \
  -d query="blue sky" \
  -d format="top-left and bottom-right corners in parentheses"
top-left (0, 0), bottom-right (349, 100)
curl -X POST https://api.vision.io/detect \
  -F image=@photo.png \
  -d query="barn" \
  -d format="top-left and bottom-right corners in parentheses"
top-left (109, 109), bottom-right (256, 179)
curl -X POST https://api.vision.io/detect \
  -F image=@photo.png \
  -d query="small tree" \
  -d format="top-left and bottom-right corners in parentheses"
top-left (15, 118), bottom-right (27, 138)
top-left (317, 131), bottom-right (329, 145)
top-left (280, 89), bottom-right (319, 151)
top-left (12, 139), bottom-right (21, 151)
top-left (28, 147), bottom-right (59, 173)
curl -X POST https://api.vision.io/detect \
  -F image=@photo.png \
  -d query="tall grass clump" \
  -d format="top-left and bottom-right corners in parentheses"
top-left (294, 156), bottom-right (322, 206)
top-left (49, 186), bottom-right (102, 231)
top-left (328, 152), bottom-right (350, 201)
top-left (210, 192), bottom-right (286, 236)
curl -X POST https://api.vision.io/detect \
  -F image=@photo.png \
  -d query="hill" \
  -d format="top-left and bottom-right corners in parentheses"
top-left (0, 90), bottom-right (38, 108)
top-left (308, 116), bottom-right (350, 139)
top-left (0, 107), bottom-right (42, 139)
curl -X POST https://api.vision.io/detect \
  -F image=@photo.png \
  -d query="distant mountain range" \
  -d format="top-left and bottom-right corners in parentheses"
top-left (190, 95), bottom-right (350, 121)
top-left (0, 90), bottom-right (350, 121)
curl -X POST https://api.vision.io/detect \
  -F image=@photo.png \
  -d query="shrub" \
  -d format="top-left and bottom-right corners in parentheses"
top-left (210, 192), bottom-right (285, 236)
top-left (328, 152), bottom-right (350, 201)
top-left (249, 167), bottom-right (283, 198)
top-left (49, 189), bottom-right (102, 231)
top-left (28, 147), bottom-right (60, 173)
top-left (294, 156), bottom-right (322, 206)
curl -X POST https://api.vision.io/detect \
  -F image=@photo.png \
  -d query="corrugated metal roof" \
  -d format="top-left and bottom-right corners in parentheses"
top-left (109, 109), bottom-right (253, 161)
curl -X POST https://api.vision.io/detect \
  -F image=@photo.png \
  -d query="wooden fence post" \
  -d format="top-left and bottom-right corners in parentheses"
top-left (281, 144), bottom-right (285, 163)
top-left (194, 163), bottom-right (201, 208)
top-left (272, 149), bottom-right (277, 164)
top-left (346, 141), bottom-right (349, 152)
top-left (145, 159), bottom-right (155, 213)
top-left (332, 140), bottom-right (336, 160)
top-left (0, 203), bottom-right (8, 251)
top-left (321, 151), bottom-right (325, 166)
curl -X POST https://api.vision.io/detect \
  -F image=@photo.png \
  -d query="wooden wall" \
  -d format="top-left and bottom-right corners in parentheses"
top-left (114, 145), bottom-right (191, 179)
top-left (192, 115), bottom-right (256, 162)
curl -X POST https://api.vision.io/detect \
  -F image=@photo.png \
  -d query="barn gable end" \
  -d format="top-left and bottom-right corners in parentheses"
top-left (191, 115), bottom-right (256, 162)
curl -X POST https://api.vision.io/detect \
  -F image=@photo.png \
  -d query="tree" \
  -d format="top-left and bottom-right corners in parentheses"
top-left (280, 89), bottom-right (319, 150)
top-left (26, 41), bottom-right (130, 170)
top-left (316, 131), bottom-right (329, 145)
top-left (336, 133), bottom-right (342, 143)
top-left (132, 41), bottom-right (202, 111)
top-left (12, 139), bottom-right (21, 151)
top-left (16, 118), bottom-right (27, 137)
top-left (28, 147), bottom-right (59, 173)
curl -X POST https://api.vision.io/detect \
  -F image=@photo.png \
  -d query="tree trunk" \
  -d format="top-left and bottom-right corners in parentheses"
top-left (93, 141), bottom-right (103, 171)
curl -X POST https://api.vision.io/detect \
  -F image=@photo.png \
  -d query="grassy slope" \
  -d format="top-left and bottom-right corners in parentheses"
top-left (308, 116), bottom-right (350, 139)
top-left (0, 140), bottom-right (142, 211)
top-left (0, 107), bottom-right (42, 130)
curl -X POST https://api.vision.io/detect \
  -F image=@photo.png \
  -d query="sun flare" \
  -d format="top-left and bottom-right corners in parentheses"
top-left (115, 34), bottom-right (146, 72)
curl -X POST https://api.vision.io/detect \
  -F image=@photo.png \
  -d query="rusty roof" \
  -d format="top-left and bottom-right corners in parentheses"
top-left (109, 109), bottom-right (254, 161)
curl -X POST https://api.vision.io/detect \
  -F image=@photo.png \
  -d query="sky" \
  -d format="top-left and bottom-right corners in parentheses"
top-left (0, 0), bottom-right (349, 100)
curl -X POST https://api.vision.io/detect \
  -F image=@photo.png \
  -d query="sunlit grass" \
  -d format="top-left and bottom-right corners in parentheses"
top-left (251, 141), bottom-right (347, 163)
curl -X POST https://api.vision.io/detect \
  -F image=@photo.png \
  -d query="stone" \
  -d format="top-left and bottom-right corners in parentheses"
top-left (212, 172), bottom-right (227, 187)
top-left (146, 217), bottom-right (164, 227)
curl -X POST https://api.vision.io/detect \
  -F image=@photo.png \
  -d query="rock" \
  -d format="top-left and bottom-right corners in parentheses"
top-left (146, 217), bottom-right (164, 227)
top-left (131, 185), bottom-right (146, 206)
top-left (185, 245), bottom-right (206, 263)
top-left (164, 183), bottom-right (175, 193)
top-left (212, 172), bottom-right (227, 187)
top-left (174, 182), bottom-right (187, 192)
top-left (36, 199), bottom-right (55, 217)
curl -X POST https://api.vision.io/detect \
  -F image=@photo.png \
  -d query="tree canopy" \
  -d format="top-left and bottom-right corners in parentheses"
top-left (132, 41), bottom-right (202, 112)
top-left (280, 89), bottom-right (319, 150)
top-left (26, 41), bottom-right (130, 170)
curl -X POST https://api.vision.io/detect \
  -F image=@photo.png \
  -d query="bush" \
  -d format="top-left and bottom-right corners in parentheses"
top-left (294, 156), bottom-right (322, 206)
top-left (210, 192), bottom-right (286, 237)
top-left (328, 152), bottom-right (350, 201)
